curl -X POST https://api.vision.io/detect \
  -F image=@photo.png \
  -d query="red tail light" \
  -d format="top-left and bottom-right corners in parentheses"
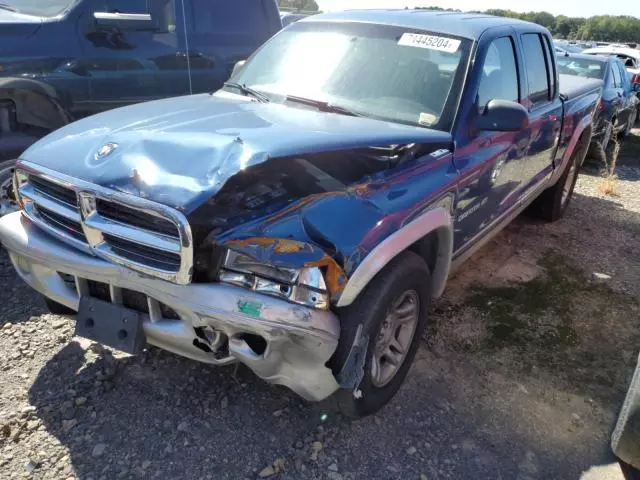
top-left (596, 99), bottom-right (604, 112)
top-left (632, 73), bottom-right (640, 85)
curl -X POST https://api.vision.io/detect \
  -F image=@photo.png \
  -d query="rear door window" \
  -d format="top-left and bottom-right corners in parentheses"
top-left (521, 33), bottom-right (551, 107)
top-left (190, 0), bottom-right (270, 34)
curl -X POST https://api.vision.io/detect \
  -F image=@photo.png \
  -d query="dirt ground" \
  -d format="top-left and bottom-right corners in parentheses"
top-left (0, 131), bottom-right (639, 480)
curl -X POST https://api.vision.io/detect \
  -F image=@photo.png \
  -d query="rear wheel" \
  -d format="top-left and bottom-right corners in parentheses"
top-left (330, 251), bottom-right (431, 418)
top-left (528, 134), bottom-right (587, 222)
top-left (602, 120), bottom-right (614, 151)
top-left (621, 110), bottom-right (637, 138)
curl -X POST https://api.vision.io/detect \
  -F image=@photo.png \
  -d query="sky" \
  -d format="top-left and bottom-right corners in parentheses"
top-left (316, 0), bottom-right (638, 19)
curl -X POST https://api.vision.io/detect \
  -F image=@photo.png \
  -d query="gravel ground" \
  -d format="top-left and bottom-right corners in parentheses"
top-left (0, 131), bottom-right (639, 480)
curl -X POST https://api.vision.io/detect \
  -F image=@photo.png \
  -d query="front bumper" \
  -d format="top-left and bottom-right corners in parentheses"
top-left (0, 212), bottom-right (341, 401)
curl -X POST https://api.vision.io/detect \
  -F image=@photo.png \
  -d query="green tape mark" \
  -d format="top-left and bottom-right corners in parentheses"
top-left (237, 299), bottom-right (263, 318)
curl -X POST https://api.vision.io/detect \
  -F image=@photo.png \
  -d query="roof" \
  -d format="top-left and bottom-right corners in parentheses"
top-left (560, 53), bottom-right (610, 63)
top-left (302, 9), bottom-right (546, 40)
top-left (582, 46), bottom-right (640, 59)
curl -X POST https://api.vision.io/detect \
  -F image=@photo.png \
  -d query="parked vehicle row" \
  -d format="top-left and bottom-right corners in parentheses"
top-left (0, 10), bottom-right (600, 417)
top-left (558, 54), bottom-right (639, 157)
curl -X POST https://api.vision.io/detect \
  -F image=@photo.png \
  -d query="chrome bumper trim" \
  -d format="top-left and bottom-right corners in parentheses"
top-left (0, 212), bottom-right (340, 401)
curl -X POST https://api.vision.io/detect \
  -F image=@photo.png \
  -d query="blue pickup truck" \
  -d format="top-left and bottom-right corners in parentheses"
top-left (0, 10), bottom-right (601, 417)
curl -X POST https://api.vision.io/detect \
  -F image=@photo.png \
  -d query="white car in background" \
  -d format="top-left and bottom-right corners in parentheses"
top-left (582, 46), bottom-right (640, 75)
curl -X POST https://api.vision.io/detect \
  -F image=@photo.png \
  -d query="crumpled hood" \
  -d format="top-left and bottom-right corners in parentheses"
top-left (21, 93), bottom-right (452, 212)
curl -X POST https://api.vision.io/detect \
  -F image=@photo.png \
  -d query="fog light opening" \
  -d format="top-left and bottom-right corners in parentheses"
top-left (237, 333), bottom-right (267, 356)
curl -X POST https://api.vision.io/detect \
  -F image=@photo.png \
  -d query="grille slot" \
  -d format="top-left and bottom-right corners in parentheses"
top-left (34, 205), bottom-right (86, 241)
top-left (103, 233), bottom-right (181, 271)
top-left (17, 164), bottom-right (193, 284)
top-left (96, 199), bottom-right (178, 238)
top-left (29, 176), bottom-right (77, 207)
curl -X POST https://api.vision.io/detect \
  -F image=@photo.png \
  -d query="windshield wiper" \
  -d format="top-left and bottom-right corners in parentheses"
top-left (222, 82), bottom-right (270, 103)
top-left (285, 95), bottom-right (363, 117)
top-left (0, 3), bottom-right (18, 12)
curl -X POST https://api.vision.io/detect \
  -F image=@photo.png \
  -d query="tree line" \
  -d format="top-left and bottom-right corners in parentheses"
top-left (483, 10), bottom-right (640, 42)
top-left (278, 0), bottom-right (640, 43)
top-left (277, 2), bottom-right (640, 43)
top-left (418, 7), bottom-right (640, 42)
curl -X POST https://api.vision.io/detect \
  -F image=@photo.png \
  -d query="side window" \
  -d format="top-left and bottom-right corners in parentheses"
top-left (476, 37), bottom-right (519, 111)
top-left (542, 36), bottom-right (556, 98)
top-left (612, 62), bottom-right (622, 87)
top-left (521, 33), bottom-right (551, 107)
top-left (618, 63), bottom-right (631, 87)
top-left (190, 0), bottom-right (269, 34)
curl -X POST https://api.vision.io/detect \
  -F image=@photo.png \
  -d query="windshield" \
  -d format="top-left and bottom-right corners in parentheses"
top-left (557, 57), bottom-right (606, 80)
top-left (2, 0), bottom-right (76, 17)
top-left (229, 22), bottom-right (472, 131)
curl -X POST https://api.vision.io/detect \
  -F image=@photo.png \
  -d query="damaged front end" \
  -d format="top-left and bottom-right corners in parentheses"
top-left (2, 98), bottom-right (454, 401)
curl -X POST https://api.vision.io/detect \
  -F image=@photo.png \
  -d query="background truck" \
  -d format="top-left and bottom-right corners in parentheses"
top-left (0, 10), bottom-right (602, 418)
top-left (0, 0), bottom-right (282, 214)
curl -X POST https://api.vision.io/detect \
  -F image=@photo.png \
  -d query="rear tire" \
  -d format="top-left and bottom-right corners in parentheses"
top-left (528, 133), bottom-right (588, 222)
top-left (330, 251), bottom-right (431, 418)
top-left (43, 296), bottom-right (76, 315)
top-left (621, 110), bottom-right (637, 138)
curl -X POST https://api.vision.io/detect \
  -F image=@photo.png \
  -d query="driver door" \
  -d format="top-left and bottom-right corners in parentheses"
top-left (452, 34), bottom-right (529, 251)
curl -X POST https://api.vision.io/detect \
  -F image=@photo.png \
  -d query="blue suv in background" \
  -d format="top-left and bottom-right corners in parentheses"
top-left (0, 0), bottom-right (281, 213)
top-left (558, 53), bottom-right (639, 159)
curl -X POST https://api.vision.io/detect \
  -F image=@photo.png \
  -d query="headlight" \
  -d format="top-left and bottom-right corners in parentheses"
top-left (218, 250), bottom-right (329, 310)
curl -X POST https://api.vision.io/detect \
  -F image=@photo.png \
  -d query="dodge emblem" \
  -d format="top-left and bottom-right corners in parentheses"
top-left (95, 143), bottom-right (118, 160)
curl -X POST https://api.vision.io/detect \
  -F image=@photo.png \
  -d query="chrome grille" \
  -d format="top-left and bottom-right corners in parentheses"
top-left (15, 161), bottom-right (193, 284)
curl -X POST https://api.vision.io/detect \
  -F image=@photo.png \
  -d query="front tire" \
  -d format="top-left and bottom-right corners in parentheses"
top-left (0, 159), bottom-right (18, 217)
top-left (330, 251), bottom-right (431, 418)
top-left (43, 296), bottom-right (77, 316)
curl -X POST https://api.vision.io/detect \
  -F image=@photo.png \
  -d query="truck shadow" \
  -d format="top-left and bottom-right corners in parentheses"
top-left (16, 187), bottom-right (638, 480)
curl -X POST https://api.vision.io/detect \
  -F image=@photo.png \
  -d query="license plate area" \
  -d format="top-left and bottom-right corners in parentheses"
top-left (75, 296), bottom-right (146, 354)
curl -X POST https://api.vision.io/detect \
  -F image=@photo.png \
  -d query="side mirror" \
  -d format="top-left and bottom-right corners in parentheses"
top-left (231, 60), bottom-right (246, 78)
top-left (93, 12), bottom-right (157, 32)
top-left (475, 99), bottom-right (529, 132)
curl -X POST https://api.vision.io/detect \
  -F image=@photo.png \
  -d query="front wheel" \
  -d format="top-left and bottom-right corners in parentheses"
top-left (0, 159), bottom-right (18, 217)
top-left (330, 251), bottom-right (431, 418)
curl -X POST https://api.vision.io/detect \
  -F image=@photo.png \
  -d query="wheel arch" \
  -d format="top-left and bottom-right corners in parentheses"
top-left (336, 203), bottom-right (454, 308)
top-left (0, 77), bottom-right (71, 131)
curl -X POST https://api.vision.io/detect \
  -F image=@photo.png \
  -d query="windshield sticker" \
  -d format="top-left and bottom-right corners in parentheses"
top-left (419, 112), bottom-right (437, 125)
top-left (398, 33), bottom-right (461, 53)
